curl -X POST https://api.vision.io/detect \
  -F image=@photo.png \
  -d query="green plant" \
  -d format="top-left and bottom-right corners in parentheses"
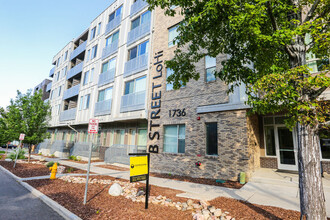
top-left (76, 156), bottom-right (82, 161)
top-left (46, 161), bottom-right (59, 168)
top-left (0, 151), bottom-right (5, 154)
top-left (69, 155), bottom-right (77, 161)
top-left (38, 152), bottom-right (42, 155)
top-left (66, 167), bottom-right (74, 173)
top-left (50, 154), bottom-right (55, 158)
top-left (7, 149), bottom-right (26, 160)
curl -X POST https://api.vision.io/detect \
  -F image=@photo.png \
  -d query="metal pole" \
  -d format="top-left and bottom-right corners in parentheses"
top-left (83, 133), bottom-right (94, 205)
top-left (145, 153), bottom-right (150, 209)
top-left (13, 140), bottom-right (22, 168)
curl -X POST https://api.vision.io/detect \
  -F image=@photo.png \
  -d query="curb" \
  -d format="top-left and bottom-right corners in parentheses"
top-left (0, 165), bottom-right (81, 220)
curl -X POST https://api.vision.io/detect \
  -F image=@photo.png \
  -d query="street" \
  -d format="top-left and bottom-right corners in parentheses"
top-left (0, 168), bottom-right (63, 220)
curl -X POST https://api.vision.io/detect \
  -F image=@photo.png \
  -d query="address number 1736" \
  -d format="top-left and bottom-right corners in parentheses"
top-left (169, 109), bottom-right (186, 117)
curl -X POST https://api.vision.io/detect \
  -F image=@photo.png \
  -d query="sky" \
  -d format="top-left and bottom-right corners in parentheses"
top-left (0, 0), bottom-right (113, 108)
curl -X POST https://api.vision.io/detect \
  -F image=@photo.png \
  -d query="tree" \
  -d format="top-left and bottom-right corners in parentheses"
top-left (147, 0), bottom-right (329, 219)
top-left (7, 90), bottom-right (50, 162)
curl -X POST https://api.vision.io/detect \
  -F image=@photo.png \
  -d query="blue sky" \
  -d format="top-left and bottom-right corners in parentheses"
top-left (0, 0), bottom-right (113, 108)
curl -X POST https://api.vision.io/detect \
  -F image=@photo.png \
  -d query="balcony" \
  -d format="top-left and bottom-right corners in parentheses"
top-left (102, 39), bottom-right (119, 60)
top-left (46, 82), bottom-right (52, 92)
top-left (127, 22), bottom-right (151, 46)
top-left (94, 99), bottom-right (112, 116)
top-left (105, 15), bottom-right (121, 36)
top-left (98, 68), bottom-right (115, 87)
top-left (123, 53), bottom-right (148, 78)
top-left (49, 67), bottom-right (55, 77)
top-left (62, 85), bottom-right (80, 100)
top-left (130, 0), bottom-right (148, 17)
top-left (120, 90), bottom-right (146, 112)
top-left (70, 41), bottom-right (87, 61)
top-left (67, 62), bottom-right (84, 80)
top-left (59, 108), bottom-right (77, 121)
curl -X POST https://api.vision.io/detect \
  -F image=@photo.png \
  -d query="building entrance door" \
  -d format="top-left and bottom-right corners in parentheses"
top-left (275, 126), bottom-right (298, 171)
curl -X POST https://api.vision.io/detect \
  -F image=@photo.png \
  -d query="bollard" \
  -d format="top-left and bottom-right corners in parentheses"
top-left (49, 163), bottom-right (58, 180)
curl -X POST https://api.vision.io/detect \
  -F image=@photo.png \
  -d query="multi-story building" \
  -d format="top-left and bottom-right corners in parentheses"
top-left (34, 79), bottom-right (52, 101)
top-left (40, 1), bottom-right (329, 181)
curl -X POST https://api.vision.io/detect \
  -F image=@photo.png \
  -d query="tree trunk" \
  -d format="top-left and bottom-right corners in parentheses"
top-left (28, 145), bottom-right (31, 163)
top-left (5, 143), bottom-right (9, 155)
top-left (297, 123), bottom-right (326, 219)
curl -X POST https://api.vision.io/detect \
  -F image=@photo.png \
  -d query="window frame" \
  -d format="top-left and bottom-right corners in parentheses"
top-left (124, 76), bottom-right (146, 95)
top-left (90, 27), bottom-right (96, 40)
top-left (205, 56), bottom-right (217, 82)
top-left (205, 122), bottom-right (218, 156)
top-left (168, 24), bottom-right (179, 47)
top-left (83, 71), bottom-right (90, 86)
top-left (163, 124), bottom-right (186, 154)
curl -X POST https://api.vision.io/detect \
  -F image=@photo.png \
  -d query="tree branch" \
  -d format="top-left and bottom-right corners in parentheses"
top-left (266, 1), bottom-right (279, 31)
top-left (303, 0), bottom-right (321, 24)
top-left (309, 86), bottom-right (328, 100)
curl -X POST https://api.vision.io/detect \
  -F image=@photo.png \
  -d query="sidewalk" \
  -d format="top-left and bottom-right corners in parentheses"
top-left (31, 155), bottom-right (330, 216)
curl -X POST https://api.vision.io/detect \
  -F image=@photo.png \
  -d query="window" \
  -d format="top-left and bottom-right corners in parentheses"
top-left (97, 22), bottom-right (102, 35)
top-left (114, 129), bottom-right (125, 145)
top-left (98, 87), bottom-right (112, 102)
top-left (128, 40), bottom-right (149, 61)
top-left (124, 76), bottom-right (146, 95)
top-left (102, 57), bottom-right (116, 73)
top-left (79, 96), bottom-right (83, 110)
top-left (58, 86), bottom-right (62, 97)
top-left (164, 125), bottom-right (185, 153)
top-left (137, 129), bottom-right (147, 146)
top-left (56, 71), bottom-right (60, 81)
top-left (83, 94), bottom-right (90, 109)
top-left (86, 50), bottom-right (90, 61)
top-left (205, 56), bottom-right (216, 82)
top-left (90, 27), bottom-right (96, 40)
top-left (83, 71), bottom-right (90, 85)
top-left (90, 68), bottom-right (94, 82)
top-left (57, 57), bottom-right (61, 67)
top-left (57, 104), bottom-right (61, 115)
top-left (131, 10), bottom-right (151, 30)
top-left (64, 51), bottom-right (68, 60)
top-left (320, 129), bottom-right (330, 159)
top-left (168, 24), bottom-right (179, 47)
top-left (263, 116), bottom-right (287, 156)
top-left (109, 5), bottom-right (122, 23)
top-left (106, 31), bottom-right (119, 46)
top-left (50, 90), bottom-right (54, 99)
top-left (91, 45), bottom-right (98, 59)
top-left (166, 68), bottom-right (184, 91)
top-left (63, 66), bottom-right (67, 78)
top-left (206, 123), bottom-right (218, 155)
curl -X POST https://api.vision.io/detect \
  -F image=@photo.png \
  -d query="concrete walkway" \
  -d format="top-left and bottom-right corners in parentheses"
top-left (31, 155), bottom-right (330, 216)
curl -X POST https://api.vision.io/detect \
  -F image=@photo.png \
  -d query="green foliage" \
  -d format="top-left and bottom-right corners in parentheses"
top-left (38, 152), bottom-right (42, 155)
top-left (69, 155), bottom-right (82, 161)
top-left (46, 161), bottom-right (59, 168)
top-left (66, 167), bottom-right (74, 173)
top-left (0, 151), bottom-right (5, 154)
top-left (7, 149), bottom-right (26, 160)
top-left (50, 154), bottom-right (55, 158)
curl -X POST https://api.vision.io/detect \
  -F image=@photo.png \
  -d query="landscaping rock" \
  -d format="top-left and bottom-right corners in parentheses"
top-left (187, 199), bottom-right (193, 206)
top-left (57, 166), bottom-right (65, 174)
top-left (208, 206), bottom-right (216, 213)
top-left (108, 183), bottom-right (122, 196)
top-left (5, 159), bottom-right (11, 162)
top-left (214, 209), bottom-right (222, 217)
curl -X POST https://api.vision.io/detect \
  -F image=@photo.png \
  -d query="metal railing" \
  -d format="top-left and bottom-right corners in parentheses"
top-left (49, 67), bottom-right (55, 77)
top-left (127, 22), bottom-right (151, 46)
top-left (130, 0), bottom-right (148, 17)
top-left (70, 142), bottom-right (100, 158)
top-left (94, 99), bottom-right (112, 116)
top-left (63, 84), bottom-right (80, 100)
top-left (50, 140), bottom-right (74, 155)
top-left (123, 53), bottom-right (148, 78)
top-left (102, 39), bottom-right (119, 60)
top-left (67, 62), bottom-right (84, 80)
top-left (105, 15), bottom-right (121, 36)
top-left (98, 68), bottom-right (115, 87)
top-left (120, 90), bottom-right (146, 112)
top-left (104, 144), bottom-right (147, 165)
top-left (70, 41), bottom-right (87, 61)
top-left (59, 108), bottom-right (77, 121)
top-left (46, 82), bottom-right (52, 92)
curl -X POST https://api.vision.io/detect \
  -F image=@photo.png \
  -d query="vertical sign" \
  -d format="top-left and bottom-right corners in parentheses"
top-left (88, 119), bottom-right (99, 134)
top-left (19, 133), bottom-right (25, 141)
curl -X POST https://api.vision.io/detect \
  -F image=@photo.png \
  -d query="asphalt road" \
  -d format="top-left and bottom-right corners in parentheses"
top-left (0, 168), bottom-right (64, 220)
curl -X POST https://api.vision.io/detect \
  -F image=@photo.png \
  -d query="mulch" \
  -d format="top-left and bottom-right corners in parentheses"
top-left (0, 161), bottom-right (87, 178)
top-left (26, 176), bottom-right (193, 220)
top-left (209, 197), bottom-right (302, 220)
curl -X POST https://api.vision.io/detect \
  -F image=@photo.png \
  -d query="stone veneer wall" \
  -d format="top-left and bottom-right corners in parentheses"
top-left (147, 7), bottom-right (257, 180)
top-left (247, 114), bottom-right (261, 177)
top-left (260, 157), bottom-right (278, 169)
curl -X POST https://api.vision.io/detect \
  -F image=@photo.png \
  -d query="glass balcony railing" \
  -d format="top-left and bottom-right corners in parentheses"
top-left (94, 99), bottom-right (112, 116)
top-left (101, 39), bottom-right (119, 60)
top-left (62, 84), bottom-right (80, 100)
top-left (105, 15), bottom-right (121, 36)
top-left (120, 90), bottom-right (146, 112)
top-left (70, 41), bottom-right (87, 61)
top-left (123, 53), bottom-right (148, 78)
top-left (49, 67), bottom-right (55, 77)
top-left (98, 68), bottom-right (115, 87)
top-left (46, 82), bottom-right (52, 92)
top-left (127, 22), bottom-right (151, 46)
top-left (59, 108), bottom-right (77, 121)
top-left (67, 62), bottom-right (84, 80)
top-left (130, 0), bottom-right (148, 17)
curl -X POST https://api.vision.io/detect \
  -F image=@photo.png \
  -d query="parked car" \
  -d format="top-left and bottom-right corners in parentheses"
top-left (1, 144), bottom-right (17, 149)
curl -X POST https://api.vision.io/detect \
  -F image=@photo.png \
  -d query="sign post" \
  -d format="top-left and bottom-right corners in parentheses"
top-left (14, 134), bottom-right (25, 168)
top-left (129, 153), bottom-right (150, 209)
top-left (83, 119), bottom-right (99, 205)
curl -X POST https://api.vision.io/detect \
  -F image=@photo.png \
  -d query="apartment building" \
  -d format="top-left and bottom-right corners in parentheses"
top-left (34, 79), bottom-right (52, 101)
top-left (40, 1), bottom-right (329, 181)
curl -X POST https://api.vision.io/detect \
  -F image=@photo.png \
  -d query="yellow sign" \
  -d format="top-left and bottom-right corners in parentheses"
top-left (130, 156), bottom-right (148, 177)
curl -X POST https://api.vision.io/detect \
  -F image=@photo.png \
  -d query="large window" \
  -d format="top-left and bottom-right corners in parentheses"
top-left (90, 27), bottom-right (96, 40)
top-left (98, 87), bottom-right (112, 102)
top-left (124, 76), bottom-right (146, 95)
top-left (166, 68), bottom-right (184, 91)
top-left (205, 56), bottom-right (216, 82)
top-left (114, 129), bottom-right (125, 145)
top-left (91, 45), bottom-right (98, 59)
top-left (131, 11), bottom-right (151, 30)
top-left (97, 22), bottom-right (102, 35)
top-left (263, 116), bottom-right (288, 156)
top-left (106, 31), bottom-right (119, 46)
top-left (83, 94), bottom-right (90, 110)
top-left (168, 24), bottom-right (179, 47)
top-left (206, 123), bottom-right (218, 155)
top-left (86, 50), bottom-right (90, 61)
top-left (164, 125), bottom-right (185, 153)
top-left (79, 96), bottom-right (83, 110)
top-left (64, 51), bottom-right (68, 60)
top-left (83, 71), bottom-right (89, 85)
top-left (128, 40), bottom-right (149, 60)
top-left (102, 57), bottom-right (116, 73)
top-left (58, 86), bottom-right (62, 97)
top-left (109, 5), bottom-right (122, 23)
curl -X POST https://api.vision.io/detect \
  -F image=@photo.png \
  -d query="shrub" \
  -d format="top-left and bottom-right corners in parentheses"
top-left (50, 154), bottom-right (55, 158)
top-left (7, 149), bottom-right (26, 160)
top-left (38, 152), bottom-right (42, 155)
top-left (46, 161), bottom-right (59, 168)
top-left (0, 151), bottom-right (5, 154)
top-left (69, 155), bottom-right (81, 161)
